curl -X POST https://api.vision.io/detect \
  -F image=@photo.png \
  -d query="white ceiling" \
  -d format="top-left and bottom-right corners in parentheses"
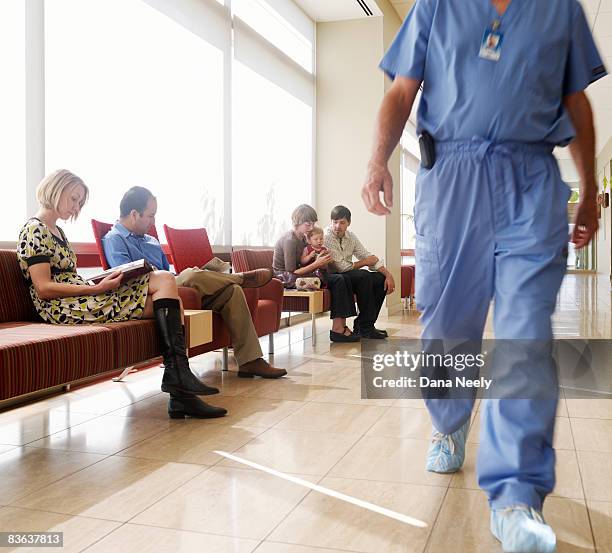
top-left (292, 0), bottom-right (381, 21)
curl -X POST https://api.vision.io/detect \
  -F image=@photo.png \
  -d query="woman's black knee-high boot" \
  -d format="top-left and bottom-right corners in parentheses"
top-left (154, 298), bottom-right (219, 396)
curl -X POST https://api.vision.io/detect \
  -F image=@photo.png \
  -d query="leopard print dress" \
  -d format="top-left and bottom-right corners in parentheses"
top-left (17, 218), bottom-right (149, 324)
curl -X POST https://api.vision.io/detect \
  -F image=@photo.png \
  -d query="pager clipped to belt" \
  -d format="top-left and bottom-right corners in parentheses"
top-left (419, 131), bottom-right (436, 169)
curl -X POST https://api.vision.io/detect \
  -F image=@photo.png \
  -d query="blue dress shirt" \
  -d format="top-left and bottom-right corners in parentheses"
top-left (102, 222), bottom-right (170, 271)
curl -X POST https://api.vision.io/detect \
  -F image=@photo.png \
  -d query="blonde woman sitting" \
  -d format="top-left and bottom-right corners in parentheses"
top-left (16, 169), bottom-right (226, 419)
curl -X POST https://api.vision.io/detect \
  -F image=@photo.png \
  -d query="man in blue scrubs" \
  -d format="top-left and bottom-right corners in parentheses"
top-left (362, 1), bottom-right (606, 551)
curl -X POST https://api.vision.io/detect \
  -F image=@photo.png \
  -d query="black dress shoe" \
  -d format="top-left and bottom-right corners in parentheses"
top-left (358, 328), bottom-right (387, 339)
top-left (168, 395), bottom-right (227, 419)
top-left (330, 329), bottom-right (360, 343)
top-left (354, 325), bottom-right (388, 338)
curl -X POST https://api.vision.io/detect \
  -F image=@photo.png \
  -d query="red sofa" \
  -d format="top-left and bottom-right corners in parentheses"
top-left (0, 249), bottom-right (230, 404)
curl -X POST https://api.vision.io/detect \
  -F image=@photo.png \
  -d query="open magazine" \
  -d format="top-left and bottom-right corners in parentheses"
top-left (87, 259), bottom-right (153, 285)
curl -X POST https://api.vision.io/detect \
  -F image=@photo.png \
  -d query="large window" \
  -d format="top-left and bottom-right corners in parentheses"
top-left (3, 0), bottom-right (314, 248)
top-left (232, 0), bottom-right (314, 245)
top-left (0, 1), bottom-right (26, 241)
top-left (232, 62), bottom-right (312, 245)
top-left (45, 0), bottom-right (225, 242)
top-left (233, 0), bottom-right (313, 72)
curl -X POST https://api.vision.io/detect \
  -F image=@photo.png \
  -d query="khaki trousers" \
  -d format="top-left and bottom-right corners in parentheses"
top-left (175, 268), bottom-right (263, 365)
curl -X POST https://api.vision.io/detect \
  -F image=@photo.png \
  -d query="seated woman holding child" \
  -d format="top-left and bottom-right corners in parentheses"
top-left (272, 204), bottom-right (359, 343)
top-left (16, 169), bottom-right (226, 419)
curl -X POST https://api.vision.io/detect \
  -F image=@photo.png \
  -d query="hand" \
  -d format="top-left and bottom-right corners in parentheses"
top-left (315, 253), bottom-right (333, 268)
top-left (362, 160), bottom-right (394, 216)
top-left (384, 273), bottom-right (396, 295)
top-left (94, 271), bottom-right (123, 293)
top-left (308, 251), bottom-right (318, 261)
top-left (572, 193), bottom-right (599, 249)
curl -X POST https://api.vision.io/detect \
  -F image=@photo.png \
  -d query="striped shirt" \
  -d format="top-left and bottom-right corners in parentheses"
top-left (324, 227), bottom-right (383, 273)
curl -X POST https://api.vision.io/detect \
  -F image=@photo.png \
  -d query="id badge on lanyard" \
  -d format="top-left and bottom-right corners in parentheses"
top-left (479, 20), bottom-right (503, 61)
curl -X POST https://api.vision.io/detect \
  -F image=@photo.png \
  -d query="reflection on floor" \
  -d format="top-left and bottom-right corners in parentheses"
top-left (0, 272), bottom-right (610, 552)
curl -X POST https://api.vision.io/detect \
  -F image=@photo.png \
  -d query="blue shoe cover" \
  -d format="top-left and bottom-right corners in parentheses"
top-left (425, 418), bottom-right (470, 474)
top-left (491, 506), bottom-right (556, 553)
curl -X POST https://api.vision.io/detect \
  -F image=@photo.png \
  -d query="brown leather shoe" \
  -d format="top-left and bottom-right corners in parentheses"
top-left (239, 268), bottom-right (273, 288)
top-left (238, 358), bottom-right (287, 378)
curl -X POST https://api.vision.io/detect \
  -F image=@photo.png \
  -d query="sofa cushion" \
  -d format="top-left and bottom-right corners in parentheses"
top-left (100, 320), bottom-right (160, 369)
top-left (0, 322), bottom-right (115, 400)
top-left (0, 250), bottom-right (37, 323)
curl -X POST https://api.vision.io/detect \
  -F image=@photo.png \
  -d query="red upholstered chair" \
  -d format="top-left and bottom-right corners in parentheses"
top-left (163, 225), bottom-right (268, 357)
top-left (163, 225), bottom-right (214, 274)
top-left (91, 219), bottom-right (113, 270)
top-left (230, 249), bottom-right (283, 350)
top-left (400, 248), bottom-right (416, 308)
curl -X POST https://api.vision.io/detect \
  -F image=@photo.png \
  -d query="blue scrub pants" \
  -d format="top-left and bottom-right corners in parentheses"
top-left (415, 139), bottom-right (570, 510)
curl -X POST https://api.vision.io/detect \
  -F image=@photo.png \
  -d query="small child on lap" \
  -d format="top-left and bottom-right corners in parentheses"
top-left (298, 226), bottom-right (328, 290)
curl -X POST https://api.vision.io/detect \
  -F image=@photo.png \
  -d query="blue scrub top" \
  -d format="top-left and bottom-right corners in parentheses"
top-left (380, 0), bottom-right (607, 146)
top-left (102, 222), bottom-right (170, 271)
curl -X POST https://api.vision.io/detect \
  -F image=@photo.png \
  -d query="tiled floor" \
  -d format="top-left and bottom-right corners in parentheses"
top-left (0, 272), bottom-right (610, 552)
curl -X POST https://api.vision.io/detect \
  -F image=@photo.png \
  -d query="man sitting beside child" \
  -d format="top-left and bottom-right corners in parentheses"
top-left (324, 205), bottom-right (395, 339)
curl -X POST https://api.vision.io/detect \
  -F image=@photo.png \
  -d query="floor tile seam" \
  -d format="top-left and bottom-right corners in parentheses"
top-left (234, 391), bottom-right (330, 402)
top-left (255, 473), bottom-right (327, 546)
top-left (4, 410), bottom-right (109, 448)
top-left (422, 485), bottom-right (454, 553)
top-left (265, 398), bottom-right (322, 432)
top-left (351, 403), bottom-right (393, 439)
top-left (314, 473), bottom-right (451, 491)
top-left (78, 521), bottom-right (127, 553)
top-left (318, 429), bottom-right (414, 485)
top-left (570, 430), bottom-right (601, 546)
top-left (6, 452), bottom-right (112, 507)
top-left (256, 536), bottom-right (365, 553)
top-left (0, 503), bottom-right (127, 524)
top-left (265, 410), bottom-right (393, 436)
top-left (25, 422), bottom-right (174, 457)
top-left (565, 415), bottom-right (612, 421)
top-left (242, 425), bottom-right (370, 450)
top-left (2, 502), bottom-right (124, 523)
top-left (97, 391), bottom-right (165, 418)
top-left (117, 464), bottom-right (211, 526)
top-left (119, 519), bottom-right (273, 544)
top-left (114, 448), bottom-right (219, 468)
top-left (158, 416), bottom-right (282, 462)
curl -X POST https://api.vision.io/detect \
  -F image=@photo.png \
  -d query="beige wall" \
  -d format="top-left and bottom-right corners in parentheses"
top-left (596, 137), bottom-right (612, 278)
top-left (315, 2), bottom-right (403, 314)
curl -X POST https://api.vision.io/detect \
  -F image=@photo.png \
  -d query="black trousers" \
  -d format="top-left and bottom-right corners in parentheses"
top-left (327, 270), bottom-right (386, 329)
top-left (326, 272), bottom-right (357, 319)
